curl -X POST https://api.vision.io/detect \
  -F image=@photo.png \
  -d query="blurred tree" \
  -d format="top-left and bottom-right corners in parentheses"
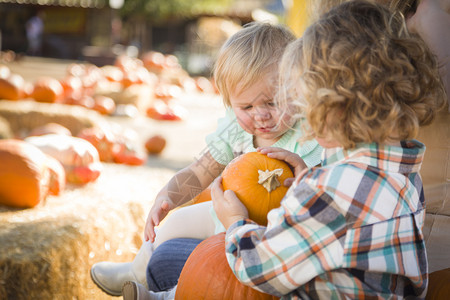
top-left (118, 0), bottom-right (232, 53)
top-left (120, 0), bottom-right (232, 23)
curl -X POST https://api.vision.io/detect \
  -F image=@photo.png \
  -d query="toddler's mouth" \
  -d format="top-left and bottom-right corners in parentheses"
top-left (257, 125), bottom-right (275, 133)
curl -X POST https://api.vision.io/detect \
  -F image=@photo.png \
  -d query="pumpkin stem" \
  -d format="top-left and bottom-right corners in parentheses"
top-left (258, 168), bottom-right (284, 192)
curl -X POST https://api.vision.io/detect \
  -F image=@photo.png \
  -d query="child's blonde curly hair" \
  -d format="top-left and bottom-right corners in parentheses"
top-left (308, 0), bottom-right (419, 24)
top-left (279, 0), bottom-right (446, 149)
top-left (213, 22), bottom-right (295, 107)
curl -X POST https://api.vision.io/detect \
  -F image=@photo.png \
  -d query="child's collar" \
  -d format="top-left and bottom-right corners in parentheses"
top-left (322, 140), bottom-right (425, 174)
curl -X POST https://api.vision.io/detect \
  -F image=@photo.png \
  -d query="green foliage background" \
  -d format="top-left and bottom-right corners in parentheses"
top-left (120, 0), bottom-right (233, 23)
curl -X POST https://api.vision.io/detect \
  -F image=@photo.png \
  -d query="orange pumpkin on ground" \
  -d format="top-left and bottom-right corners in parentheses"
top-left (0, 139), bottom-right (65, 208)
top-left (222, 152), bottom-right (293, 225)
top-left (31, 77), bottom-right (64, 103)
top-left (145, 134), bottom-right (166, 155)
top-left (175, 232), bottom-right (279, 300)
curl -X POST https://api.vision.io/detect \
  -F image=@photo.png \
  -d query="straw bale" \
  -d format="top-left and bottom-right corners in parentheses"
top-left (0, 116), bottom-right (12, 139)
top-left (96, 84), bottom-right (154, 112)
top-left (0, 100), bottom-right (104, 137)
top-left (0, 163), bottom-right (174, 300)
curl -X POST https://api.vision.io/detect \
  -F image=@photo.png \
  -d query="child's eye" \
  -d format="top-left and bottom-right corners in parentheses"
top-left (267, 102), bottom-right (276, 107)
top-left (243, 105), bottom-right (253, 110)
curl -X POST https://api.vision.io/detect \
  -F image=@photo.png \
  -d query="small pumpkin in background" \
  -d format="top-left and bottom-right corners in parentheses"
top-left (25, 134), bottom-right (102, 185)
top-left (28, 123), bottom-right (72, 137)
top-left (145, 134), bottom-right (166, 155)
top-left (31, 77), bottom-right (64, 103)
top-left (0, 139), bottom-right (65, 208)
top-left (175, 232), bottom-right (278, 300)
top-left (93, 95), bottom-right (116, 115)
top-left (222, 152), bottom-right (293, 225)
top-left (0, 73), bottom-right (26, 100)
top-left (77, 127), bottom-right (120, 162)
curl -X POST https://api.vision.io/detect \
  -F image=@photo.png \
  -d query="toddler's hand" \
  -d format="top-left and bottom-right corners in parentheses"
top-left (258, 147), bottom-right (308, 186)
top-left (144, 199), bottom-right (173, 242)
top-left (212, 177), bottom-right (248, 229)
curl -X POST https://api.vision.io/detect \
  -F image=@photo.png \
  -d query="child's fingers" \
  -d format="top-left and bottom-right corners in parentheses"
top-left (257, 146), bottom-right (284, 154)
top-left (283, 177), bottom-right (295, 187)
top-left (211, 177), bottom-right (223, 198)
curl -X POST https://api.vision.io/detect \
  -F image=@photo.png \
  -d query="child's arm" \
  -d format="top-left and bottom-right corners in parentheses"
top-left (406, 0), bottom-right (450, 109)
top-left (213, 175), bottom-right (346, 296)
top-left (144, 151), bottom-right (225, 242)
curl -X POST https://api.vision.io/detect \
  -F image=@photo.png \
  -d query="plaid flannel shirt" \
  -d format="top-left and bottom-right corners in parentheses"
top-left (225, 141), bottom-right (427, 299)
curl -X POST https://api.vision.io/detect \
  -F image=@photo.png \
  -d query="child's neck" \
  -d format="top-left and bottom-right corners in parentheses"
top-left (253, 135), bottom-right (280, 148)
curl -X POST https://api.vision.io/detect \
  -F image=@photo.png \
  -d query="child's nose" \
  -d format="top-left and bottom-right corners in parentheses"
top-left (253, 108), bottom-right (271, 121)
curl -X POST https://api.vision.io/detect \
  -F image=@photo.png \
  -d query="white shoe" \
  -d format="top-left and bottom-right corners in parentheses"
top-left (122, 281), bottom-right (176, 300)
top-left (90, 240), bottom-right (153, 296)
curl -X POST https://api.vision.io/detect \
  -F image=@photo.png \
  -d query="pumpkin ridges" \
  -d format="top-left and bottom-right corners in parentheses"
top-left (0, 174), bottom-right (42, 207)
top-left (222, 152), bottom-right (293, 225)
top-left (176, 233), bottom-right (278, 300)
top-left (0, 140), bottom-right (51, 208)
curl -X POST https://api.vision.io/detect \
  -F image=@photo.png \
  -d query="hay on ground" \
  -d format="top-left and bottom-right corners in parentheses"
top-left (0, 100), bottom-right (104, 137)
top-left (0, 163), bottom-right (174, 300)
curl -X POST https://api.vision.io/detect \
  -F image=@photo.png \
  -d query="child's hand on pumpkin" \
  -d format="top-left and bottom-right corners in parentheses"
top-left (257, 147), bottom-right (308, 186)
top-left (212, 176), bottom-right (249, 229)
top-left (144, 199), bottom-right (173, 242)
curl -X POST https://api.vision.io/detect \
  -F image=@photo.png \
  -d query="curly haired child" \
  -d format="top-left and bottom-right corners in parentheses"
top-left (213, 1), bottom-right (446, 299)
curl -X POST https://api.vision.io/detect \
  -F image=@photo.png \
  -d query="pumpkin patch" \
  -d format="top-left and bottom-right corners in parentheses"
top-left (222, 152), bottom-right (293, 225)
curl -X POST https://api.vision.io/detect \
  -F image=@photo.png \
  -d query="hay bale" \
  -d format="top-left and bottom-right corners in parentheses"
top-left (0, 116), bottom-right (12, 139)
top-left (0, 100), bottom-right (104, 137)
top-left (96, 84), bottom-right (154, 112)
top-left (0, 163), bottom-right (174, 300)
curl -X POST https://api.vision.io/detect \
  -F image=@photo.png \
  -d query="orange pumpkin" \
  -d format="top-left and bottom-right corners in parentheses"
top-left (28, 123), bottom-right (72, 137)
top-left (31, 77), bottom-right (64, 103)
top-left (77, 127), bottom-right (120, 162)
top-left (0, 64), bottom-right (11, 79)
top-left (25, 134), bottom-right (102, 185)
top-left (222, 152), bottom-right (293, 225)
top-left (426, 268), bottom-right (450, 300)
top-left (45, 154), bottom-right (66, 196)
top-left (175, 233), bottom-right (279, 300)
top-left (0, 140), bottom-right (52, 208)
top-left (0, 74), bottom-right (25, 100)
top-left (192, 187), bottom-right (211, 204)
top-left (93, 95), bottom-right (116, 115)
top-left (145, 134), bottom-right (166, 155)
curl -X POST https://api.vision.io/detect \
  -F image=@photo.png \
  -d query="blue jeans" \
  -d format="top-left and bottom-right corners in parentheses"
top-left (146, 238), bottom-right (203, 292)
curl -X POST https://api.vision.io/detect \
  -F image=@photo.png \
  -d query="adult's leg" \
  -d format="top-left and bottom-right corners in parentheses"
top-left (147, 238), bottom-right (202, 292)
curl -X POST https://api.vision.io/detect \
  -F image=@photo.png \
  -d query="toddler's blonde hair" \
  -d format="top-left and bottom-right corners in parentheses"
top-left (213, 22), bottom-right (295, 106)
top-left (279, 0), bottom-right (445, 149)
